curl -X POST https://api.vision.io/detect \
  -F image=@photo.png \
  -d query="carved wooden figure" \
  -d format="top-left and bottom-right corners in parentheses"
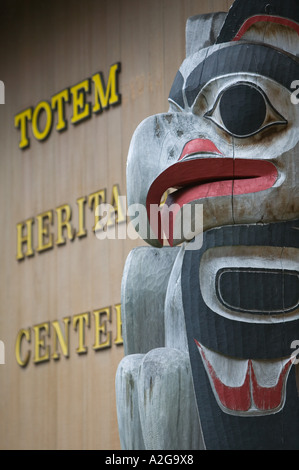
top-left (115, 0), bottom-right (299, 450)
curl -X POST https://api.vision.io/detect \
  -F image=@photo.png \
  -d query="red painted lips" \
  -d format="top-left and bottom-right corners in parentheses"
top-left (178, 138), bottom-right (222, 161)
top-left (195, 340), bottom-right (293, 415)
top-left (146, 139), bottom-right (278, 245)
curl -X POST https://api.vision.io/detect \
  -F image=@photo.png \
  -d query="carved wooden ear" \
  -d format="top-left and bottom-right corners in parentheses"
top-left (185, 12), bottom-right (226, 57)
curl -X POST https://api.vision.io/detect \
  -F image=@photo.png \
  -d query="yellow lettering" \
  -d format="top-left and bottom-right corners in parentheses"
top-left (15, 328), bottom-right (31, 367)
top-left (32, 101), bottom-right (52, 141)
top-left (36, 210), bottom-right (54, 253)
top-left (56, 204), bottom-right (75, 245)
top-left (33, 322), bottom-right (50, 364)
top-left (70, 79), bottom-right (91, 124)
top-left (16, 65), bottom-right (121, 150)
top-left (51, 88), bottom-right (70, 131)
top-left (16, 218), bottom-right (35, 261)
top-left (51, 318), bottom-right (70, 360)
top-left (114, 303), bottom-right (123, 345)
top-left (15, 302), bottom-right (123, 367)
top-left (73, 313), bottom-right (90, 354)
top-left (93, 308), bottom-right (111, 350)
top-left (92, 63), bottom-right (121, 113)
top-left (88, 189), bottom-right (106, 232)
top-left (76, 196), bottom-right (87, 238)
top-left (15, 108), bottom-right (32, 149)
top-left (107, 184), bottom-right (126, 227)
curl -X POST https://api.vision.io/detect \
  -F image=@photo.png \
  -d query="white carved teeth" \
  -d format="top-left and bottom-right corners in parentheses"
top-left (200, 343), bottom-right (248, 386)
top-left (196, 341), bottom-right (293, 416)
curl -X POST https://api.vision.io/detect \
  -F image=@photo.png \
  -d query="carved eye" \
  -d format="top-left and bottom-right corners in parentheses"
top-left (204, 82), bottom-right (287, 138)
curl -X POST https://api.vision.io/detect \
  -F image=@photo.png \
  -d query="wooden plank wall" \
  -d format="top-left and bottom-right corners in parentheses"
top-left (0, 0), bottom-right (229, 450)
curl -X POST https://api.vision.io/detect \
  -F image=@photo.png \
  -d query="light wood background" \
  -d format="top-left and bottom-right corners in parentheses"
top-left (0, 0), bottom-right (229, 450)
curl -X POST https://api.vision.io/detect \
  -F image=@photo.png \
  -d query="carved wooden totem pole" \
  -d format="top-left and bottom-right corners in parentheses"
top-left (116, 0), bottom-right (299, 450)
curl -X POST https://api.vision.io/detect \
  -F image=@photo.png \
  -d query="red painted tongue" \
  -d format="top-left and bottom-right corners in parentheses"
top-left (161, 179), bottom-right (234, 246)
top-left (155, 159), bottom-right (277, 246)
top-left (164, 179), bottom-right (234, 206)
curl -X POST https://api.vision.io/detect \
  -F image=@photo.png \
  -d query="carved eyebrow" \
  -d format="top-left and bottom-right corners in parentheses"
top-left (168, 70), bottom-right (185, 109)
top-left (216, 0), bottom-right (299, 44)
top-left (169, 43), bottom-right (299, 108)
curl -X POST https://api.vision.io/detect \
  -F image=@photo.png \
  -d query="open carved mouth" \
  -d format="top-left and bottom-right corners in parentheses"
top-left (146, 139), bottom-right (278, 245)
top-left (195, 340), bottom-right (294, 416)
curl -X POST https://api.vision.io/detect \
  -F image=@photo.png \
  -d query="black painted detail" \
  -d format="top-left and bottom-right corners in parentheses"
top-left (184, 43), bottom-right (299, 107)
top-left (216, 0), bottom-right (299, 44)
top-left (168, 71), bottom-right (185, 109)
top-left (219, 84), bottom-right (266, 136)
top-left (182, 219), bottom-right (299, 359)
top-left (182, 219), bottom-right (299, 449)
top-left (216, 268), bottom-right (299, 314)
top-left (205, 81), bottom-right (287, 137)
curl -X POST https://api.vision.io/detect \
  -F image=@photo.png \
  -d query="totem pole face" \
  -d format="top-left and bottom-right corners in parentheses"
top-left (126, 0), bottom-right (299, 449)
top-left (127, 2), bottom-right (299, 247)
